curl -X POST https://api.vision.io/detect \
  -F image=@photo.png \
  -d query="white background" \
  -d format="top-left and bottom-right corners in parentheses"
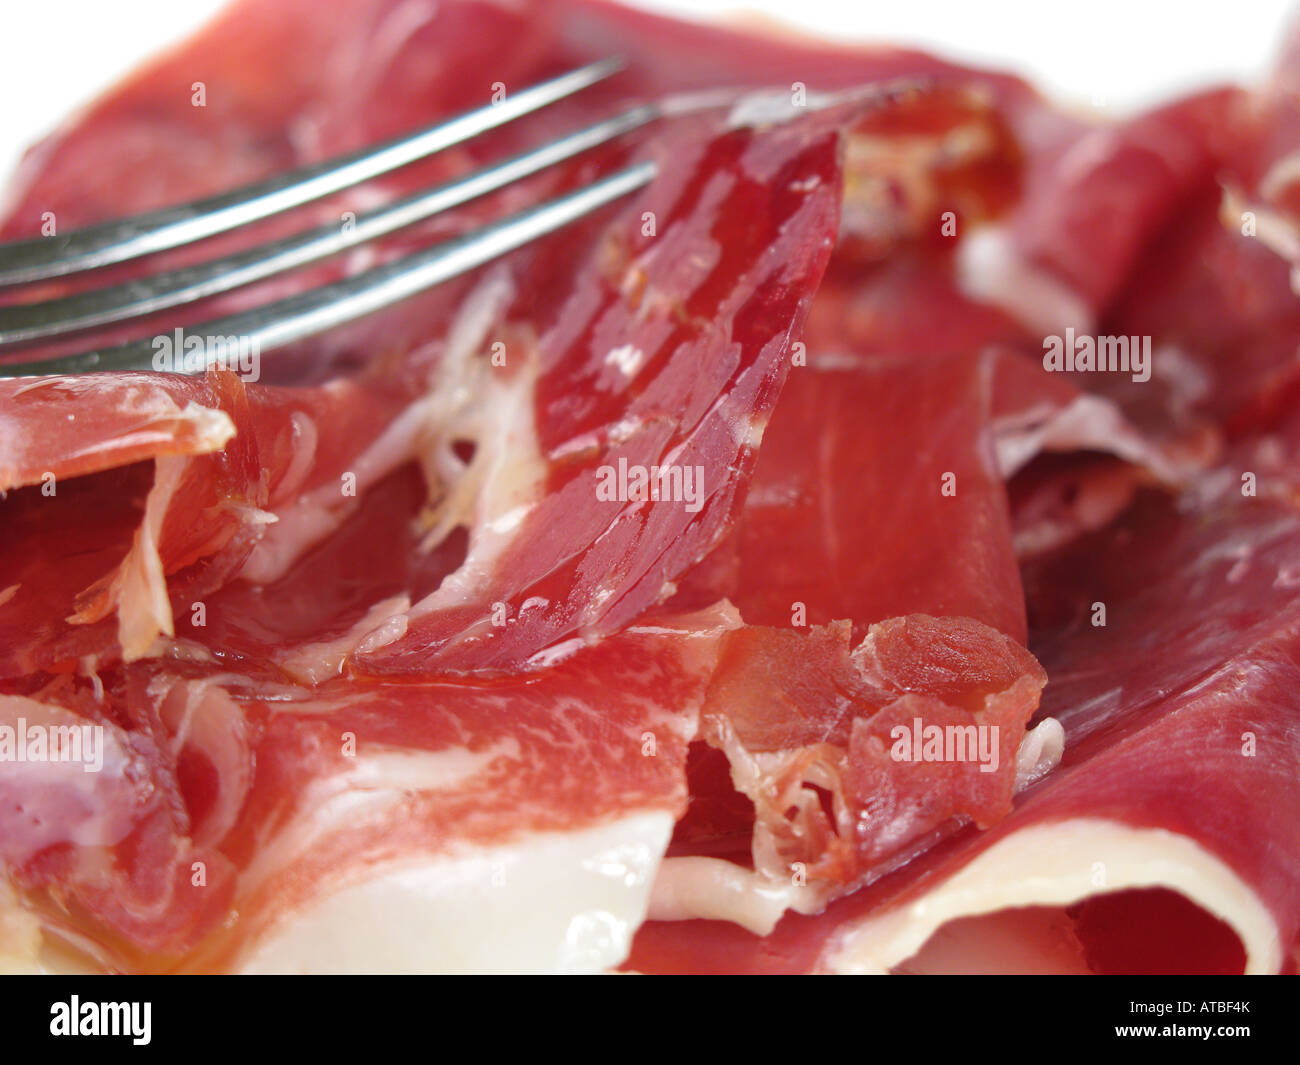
top-left (0, 0), bottom-right (1295, 185)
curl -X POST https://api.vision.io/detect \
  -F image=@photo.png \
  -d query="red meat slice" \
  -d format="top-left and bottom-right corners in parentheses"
top-left (2, 610), bottom-right (732, 970)
top-left (0, 366), bottom-right (431, 676)
top-left (694, 616), bottom-right (1045, 892)
top-left (1007, 90), bottom-right (1241, 318)
top-left (349, 106), bottom-right (847, 675)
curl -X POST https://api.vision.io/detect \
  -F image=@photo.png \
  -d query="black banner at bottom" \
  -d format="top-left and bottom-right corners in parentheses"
top-left (0, 974), bottom-right (1288, 1053)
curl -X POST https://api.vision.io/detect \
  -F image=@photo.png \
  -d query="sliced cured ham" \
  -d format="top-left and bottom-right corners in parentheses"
top-left (1, 0), bottom-right (1298, 976)
top-left (672, 352), bottom-right (1028, 642)
top-left (3, 608), bottom-right (735, 972)
top-left (0, 0), bottom-right (859, 972)
top-left (0, 366), bottom-right (433, 674)
top-left (629, 476), bottom-right (1300, 975)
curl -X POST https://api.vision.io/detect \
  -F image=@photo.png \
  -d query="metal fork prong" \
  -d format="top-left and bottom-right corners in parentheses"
top-left (0, 106), bottom-right (656, 346)
top-left (0, 58), bottom-right (623, 287)
top-left (0, 161), bottom-right (655, 378)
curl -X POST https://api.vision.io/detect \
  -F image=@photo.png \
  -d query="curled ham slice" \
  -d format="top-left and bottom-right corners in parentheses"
top-left (694, 616), bottom-right (1045, 900)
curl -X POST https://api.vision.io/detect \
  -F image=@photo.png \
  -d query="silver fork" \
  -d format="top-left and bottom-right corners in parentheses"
top-left (0, 59), bottom-right (655, 378)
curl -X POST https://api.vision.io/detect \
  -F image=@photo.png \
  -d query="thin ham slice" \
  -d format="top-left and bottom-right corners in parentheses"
top-left (4, 607), bottom-right (735, 972)
top-left (0, 365), bottom-right (435, 675)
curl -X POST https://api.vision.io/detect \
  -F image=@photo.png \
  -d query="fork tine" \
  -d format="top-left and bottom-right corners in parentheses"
top-left (0, 58), bottom-right (624, 287)
top-left (0, 106), bottom-right (656, 346)
top-left (0, 161), bottom-right (656, 378)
